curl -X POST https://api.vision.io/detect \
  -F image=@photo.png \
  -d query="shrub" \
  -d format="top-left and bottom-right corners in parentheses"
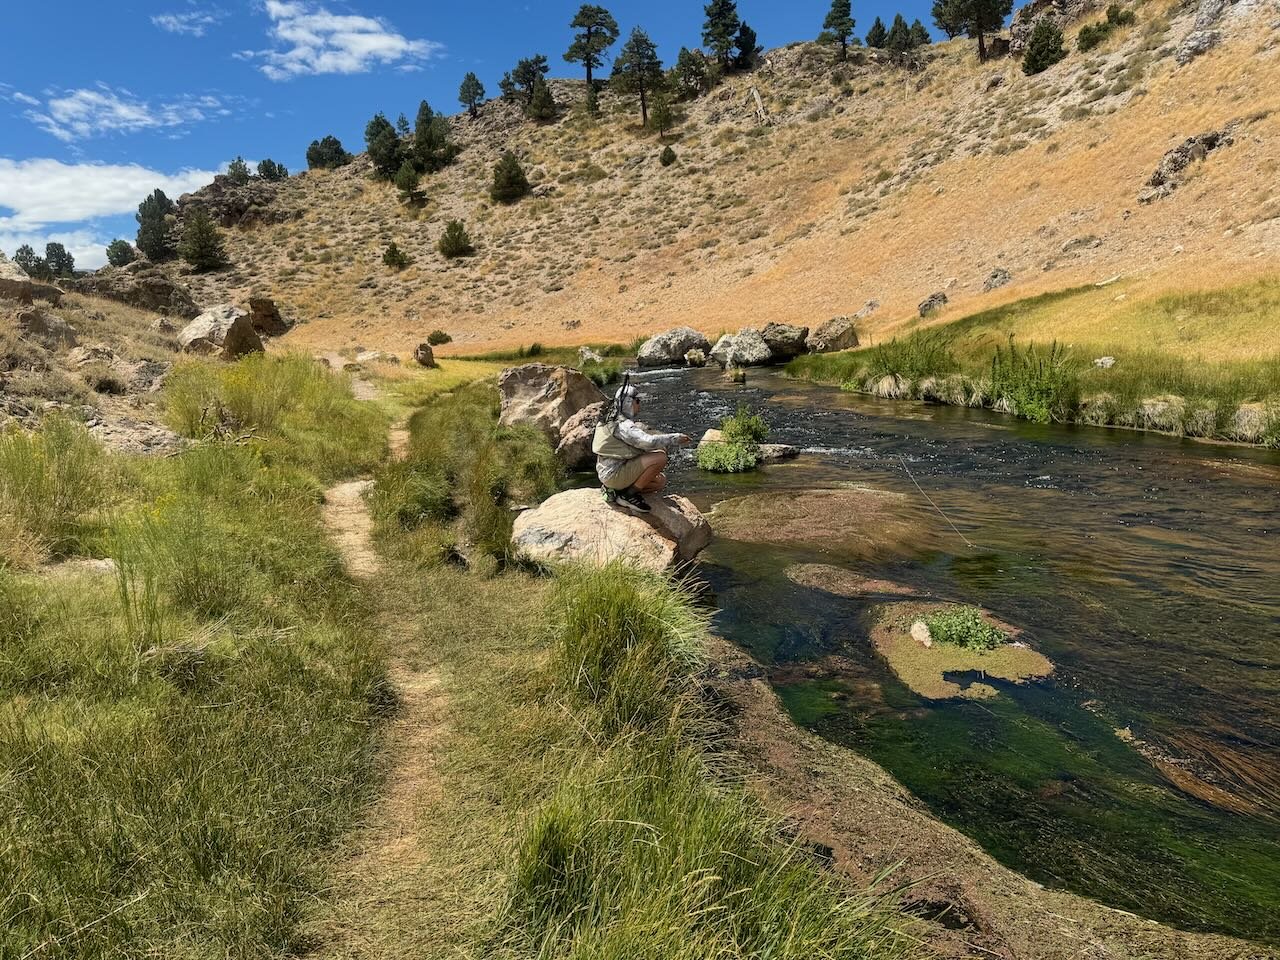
top-left (581, 359), bottom-right (622, 386)
top-left (990, 337), bottom-right (1080, 423)
top-left (1023, 19), bottom-right (1068, 75)
top-left (722, 403), bottom-right (769, 444)
top-left (257, 158), bottom-right (289, 181)
top-left (135, 188), bottom-right (176, 262)
top-left (526, 75), bottom-right (557, 121)
top-left (438, 220), bottom-right (475, 258)
top-left (105, 238), bottom-right (135, 267)
top-left (696, 440), bottom-right (759, 473)
top-left (226, 155), bottom-right (251, 185)
top-left (1078, 4), bottom-right (1136, 50)
top-left (867, 332), bottom-right (958, 382)
top-left (660, 145), bottom-right (677, 166)
top-left (924, 605), bottom-right (1007, 651)
top-left (427, 329), bottom-right (453, 346)
top-left (178, 209), bottom-right (228, 272)
top-left (306, 134), bottom-right (352, 170)
top-left (491, 151), bottom-right (531, 203)
top-left (394, 161), bottom-right (425, 206)
top-left (382, 241), bottom-right (411, 270)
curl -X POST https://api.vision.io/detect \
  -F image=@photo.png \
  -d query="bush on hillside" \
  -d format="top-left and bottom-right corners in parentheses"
top-left (660, 145), bottom-right (677, 166)
top-left (427, 329), bottom-right (453, 346)
top-left (1078, 3), bottom-right (1137, 50)
top-left (394, 161), bottom-right (425, 207)
top-left (306, 135), bottom-right (352, 170)
top-left (526, 76), bottom-right (557, 121)
top-left (135, 188), bottom-right (176, 261)
top-left (178, 209), bottom-right (228, 272)
top-left (257, 158), bottom-right (289, 181)
top-left (491, 151), bottom-right (531, 203)
top-left (382, 241), bottom-right (411, 270)
top-left (226, 156), bottom-right (251, 185)
top-left (1022, 19), bottom-right (1068, 74)
top-left (438, 220), bottom-right (475, 259)
top-left (105, 239), bottom-right (135, 267)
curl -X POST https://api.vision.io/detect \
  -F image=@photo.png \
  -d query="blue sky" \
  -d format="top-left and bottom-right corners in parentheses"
top-left (1, 0), bottom-right (942, 268)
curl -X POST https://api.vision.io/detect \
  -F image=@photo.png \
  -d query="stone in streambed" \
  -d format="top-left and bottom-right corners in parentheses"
top-left (512, 488), bottom-right (711, 571)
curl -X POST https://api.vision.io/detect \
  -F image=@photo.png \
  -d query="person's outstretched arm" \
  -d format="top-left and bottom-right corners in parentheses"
top-left (615, 418), bottom-right (688, 452)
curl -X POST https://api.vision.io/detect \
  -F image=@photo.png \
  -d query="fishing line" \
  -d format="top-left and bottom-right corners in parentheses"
top-left (898, 454), bottom-right (980, 551)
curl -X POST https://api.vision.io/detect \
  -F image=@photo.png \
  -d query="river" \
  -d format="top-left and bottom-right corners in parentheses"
top-left (632, 365), bottom-right (1280, 945)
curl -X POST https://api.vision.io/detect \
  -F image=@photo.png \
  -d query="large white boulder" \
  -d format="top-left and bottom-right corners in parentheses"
top-left (637, 327), bottom-right (711, 367)
top-left (498, 364), bottom-right (605, 443)
top-left (556, 401), bottom-right (605, 471)
top-left (178, 304), bottom-right (264, 359)
top-left (512, 488), bottom-right (712, 571)
top-left (808, 315), bottom-right (861, 353)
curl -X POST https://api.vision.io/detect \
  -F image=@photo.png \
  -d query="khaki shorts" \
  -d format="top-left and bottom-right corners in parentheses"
top-left (601, 455), bottom-right (651, 491)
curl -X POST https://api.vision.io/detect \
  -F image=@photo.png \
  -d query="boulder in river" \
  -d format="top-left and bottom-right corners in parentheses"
top-left (637, 327), bottom-right (711, 367)
top-left (728, 328), bottom-right (773, 367)
top-left (807, 315), bottom-right (860, 354)
top-left (177, 304), bottom-right (264, 359)
top-left (761, 322), bottom-right (809, 360)
top-left (512, 488), bottom-right (711, 571)
top-left (498, 363), bottom-right (605, 443)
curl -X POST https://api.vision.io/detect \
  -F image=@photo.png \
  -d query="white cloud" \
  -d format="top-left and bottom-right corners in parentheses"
top-left (152, 8), bottom-right (227, 36)
top-left (11, 92), bottom-right (40, 106)
top-left (22, 84), bottom-right (231, 142)
top-left (0, 158), bottom-right (222, 269)
top-left (247, 0), bottom-right (443, 81)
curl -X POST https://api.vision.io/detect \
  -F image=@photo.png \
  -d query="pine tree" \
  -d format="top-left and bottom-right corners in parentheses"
top-left (1022, 18), bottom-right (1067, 73)
top-left (909, 19), bottom-right (933, 47)
top-left (105, 239), bottom-right (136, 267)
top-left (382, 241), bottom-right (410, 270)
top-left (820, 0), bottom-right (856, 60)
top-left (306, 135), bottom-right (351, 169)
top-left (226, 156), bottom-right (250, 185)
top-left (257, 158), bottom-right (289, 181)
top-left (964, 0), bottom-right (1014, 60)
top-left (44, 242), bottom-right (75, 277)
top-left (365, 113), bottom-right (402, 180)
top-left (394, 161), bottom-right (426, 206)
top-left (649, 90), bottom-right (675, 137)
top-left (490, 151), bottom-right (531, 203)
top-left (932, 0), bottom-right (968, 39)
top-left (702, 0), bottom-right (741, 67)
top-left (438, 220), bottom-right (475, 258)
top-left (178, 209), bottom-right (227, 272)
top-left (459, 72), bottom-right (486, 118)
top-left (414, 100), bottom-right (457, 171)
top-left (733, 22), bottom-right (761, 69)
top-left (564, 4), bottom-right (620, 102)
top-left (135, 188), bottom-right (176, 261)
top-left (613, 27), bottom-right (664, 127)
top-left (499, 72), bottom-right (517, 100)
top-left (13, 244), bottom-right (50, 280)
top-left (511, 55), bottom-right (550, 104)
top-left (396, 113), bottom-right (411, 138)
top-left (885, 13), bottom-right (912, 52)
top-left (526, 76), bottom-right (557, 121)
top-left (672, 47), bottom-right (713, 99)
top-left (865, 16), bottom-right (888, 47)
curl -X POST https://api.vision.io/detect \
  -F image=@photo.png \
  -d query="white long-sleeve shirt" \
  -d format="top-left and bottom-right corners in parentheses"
top-left (595, 418), bottom-right (684, 485)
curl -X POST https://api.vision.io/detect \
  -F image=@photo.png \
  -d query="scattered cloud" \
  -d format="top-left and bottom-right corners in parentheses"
top-left (245, 0), bottom-right (443, 81)
top-left (21, 84), bottom-right (232, 142)
top-left (152, 7), bottom-right (227, 36)
top-left (0, 158), bottom-right (222, 268)
top-left (11, 92), bottom-right (40, 106)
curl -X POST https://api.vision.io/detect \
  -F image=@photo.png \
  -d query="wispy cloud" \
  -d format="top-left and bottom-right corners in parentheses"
top-left (21, 84), bottom-right (233, 142)
top-left (0, 158), bottom-right (223, 268)
top-left (242, 0), bottom-right (443, 81)
top-left (152, 7), bottom-right (227, 36)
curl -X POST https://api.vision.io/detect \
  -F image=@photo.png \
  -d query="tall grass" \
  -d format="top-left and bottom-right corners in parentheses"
top-left (990, 338), bottom-right (1080, 423)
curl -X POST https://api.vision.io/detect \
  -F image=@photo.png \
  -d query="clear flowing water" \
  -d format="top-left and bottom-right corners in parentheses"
top-left (634, 366), bottom-right (1280, 945)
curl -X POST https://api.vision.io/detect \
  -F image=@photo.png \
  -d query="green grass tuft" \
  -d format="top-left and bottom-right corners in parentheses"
top-left (924, 606), bottom-right (1007, 651)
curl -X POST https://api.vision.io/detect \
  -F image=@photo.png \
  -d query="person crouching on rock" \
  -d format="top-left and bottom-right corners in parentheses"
top-left (592, 380), bottom-right (690, 514)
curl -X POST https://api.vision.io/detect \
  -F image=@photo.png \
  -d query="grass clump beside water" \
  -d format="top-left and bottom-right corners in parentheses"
top-left (924, 605), bottom-right (1007, 651)
top-left (697, 403), bottom-right (768, 473)
top-left (1, 357), bottom-right (387, 957)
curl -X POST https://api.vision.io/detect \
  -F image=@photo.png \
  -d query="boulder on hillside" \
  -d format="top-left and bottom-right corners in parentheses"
top-left (17, 309), bottom-right (78, 348)
top-left (498, 363), bottom-right (605, 443)
top-left (0, 253), bottom-right (63, 305)
top-left (69, 262), bottom-right (199, 318)
top-left (248, 297), bottom-right (290, 336)
top-left (512, 488), bottom-right (712, 571)
top-left (919, 291), bottom-right (948, 316)
top-left (637, 327), bottom-right (711, 367)
top-left (808, 316), bottom-right (861, 354)
top-left (413, 343), bottom-right (437, 367)
top-left (556, 400), bottom-right (604, 471)
top-left (177, 304), bottom-right (264, 359)
top-left (984, 267), bottom-right (1012, 291)
top-left (1139, 127), bottom-right (1235, 203)
top-left (761, 322), bottom-right (809, 360)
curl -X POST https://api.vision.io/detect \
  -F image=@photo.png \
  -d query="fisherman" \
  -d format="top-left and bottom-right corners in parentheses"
top-left (592, 376), bottom-right (691, 514)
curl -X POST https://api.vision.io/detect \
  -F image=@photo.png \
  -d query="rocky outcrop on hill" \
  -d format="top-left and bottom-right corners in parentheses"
top-left (17, 308), bottom-right (78, 348)
top-left (69, 262), bottom-right (199, 318)
top-left (1010, 0), bottom-right (1103, 52)
top-left (1176, 0), bottom-right (1240, 63)
top-left (178, 304), bottom-right (264, 359)
top-left (0, 253), bottom-right (62, 305)
top-left (1139, 126), bottom-right (1235, 202)
top-left (637, 327), bottom-right (713, 367)
top-left (512, 488), bottom-right (712, 571)
top-left (498, 363), bottom-right (604, 442)
top-left (248, 297), bottom-right (290, 336)
top-left (919, 291), bottom-right (949, 315)
top-left (178, 174), bottom-right (301, 229)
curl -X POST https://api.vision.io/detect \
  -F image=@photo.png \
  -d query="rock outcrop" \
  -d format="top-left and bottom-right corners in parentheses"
top-left (1010, 0), bottom-right (1102, 52)
top-left (984, 267), bottom-right (1012, 291)
top-left (497, 363), bottom-right (605, 442)
top-left (512, 488), bottom-right (712, 571)
top-left (413, 343), bottom-right (437, 367)
top-left (1139, 127), bottom-right (1235, 203)
top-left (710, 328), bottom-right (773, 367)
top-left (17, 309), bottom-right (78, 348)
top-left (69, 262), bottom-right (199, 318)
top-left (1176, 0), bottom-right (1238, 63)
top-left (556, 400), bottom-right (604, 471)
top-left (177, 174), bottom-right (300, 229)
top-left (918, 291), bottom-right (949, 316)
top-left (637, 327), bottom-right (711, 367)
top-left (0, 253), bottom-right (63, 305)
top-left (177, 304), bottom-right (264, 359)
top-left (248, 297), bottom-right (290, 336)
top-left (760, 322), bottom-right (810, 360)
top-left (808, 316), bottom-right (861, 353)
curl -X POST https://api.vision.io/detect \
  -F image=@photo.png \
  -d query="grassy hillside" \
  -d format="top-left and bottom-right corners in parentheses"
top-left (168, 0), bottom-right (1279, 359)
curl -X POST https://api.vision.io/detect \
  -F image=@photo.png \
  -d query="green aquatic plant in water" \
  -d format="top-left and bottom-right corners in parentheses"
top-left (698, 403), bottom-right (769, 473)
top-left (924, 606), bottom-right (1007, 651)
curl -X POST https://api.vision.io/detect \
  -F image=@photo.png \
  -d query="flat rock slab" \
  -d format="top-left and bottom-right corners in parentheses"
top-left (512, 487), bottom-right (711, 571)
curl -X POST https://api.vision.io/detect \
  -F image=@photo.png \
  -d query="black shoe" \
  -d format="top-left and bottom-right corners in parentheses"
top-left (616, 488), bottom-right (652, 514)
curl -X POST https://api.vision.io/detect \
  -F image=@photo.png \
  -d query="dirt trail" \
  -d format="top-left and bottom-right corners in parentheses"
top-left (313, 400), bottom-right (450, 957)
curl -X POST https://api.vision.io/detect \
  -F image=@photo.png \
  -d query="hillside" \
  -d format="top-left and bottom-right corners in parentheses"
top-left (163, 0), bottom-right (1279, 357)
